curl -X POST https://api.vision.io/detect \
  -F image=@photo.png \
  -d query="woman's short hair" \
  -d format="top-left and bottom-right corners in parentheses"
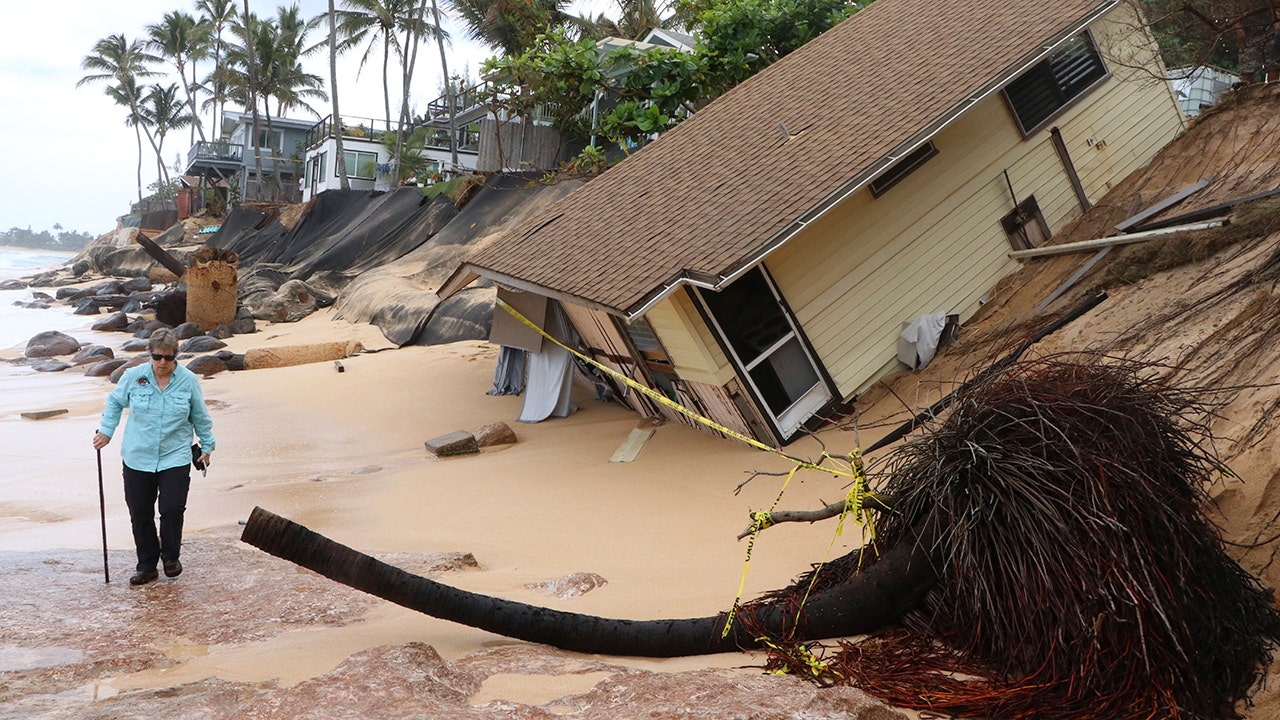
top-left (148, 328), bottom-right (180, 353)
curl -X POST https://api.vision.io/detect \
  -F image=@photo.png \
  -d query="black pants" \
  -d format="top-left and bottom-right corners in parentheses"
top-left (122, 463), bottom-right (191, 572)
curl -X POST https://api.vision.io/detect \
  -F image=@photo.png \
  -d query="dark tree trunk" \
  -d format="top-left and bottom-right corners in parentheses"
top-left (240, 506), bottom-right (939, 657)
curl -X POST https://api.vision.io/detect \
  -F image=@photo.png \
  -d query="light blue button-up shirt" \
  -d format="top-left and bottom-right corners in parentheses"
top-left (99, 363), bottom-right (216, 473)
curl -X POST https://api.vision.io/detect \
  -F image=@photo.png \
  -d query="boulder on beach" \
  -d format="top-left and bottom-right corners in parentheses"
top-left (108, 356), bottom-right (148, 383)
top-left (186, 355), bottom-right (229, 376)
top-left (475, 422), bottom-right (518, 447)
top-left (181, 335), bottom-right (227, 353)
top-left (85, 358), bottom-right (129, 377)
top-left (120, 338), bottom-right (150, 352)
top-left (72, 345), bottom-right (114, 365)
top-left (251, 279), bottom-right (323, 323)
top-left (174, 321), bottom-right (205, 339)
top-left (91, 311), bottom-right (129, 332)
top-left (25, 331), bottom-right (80, 358)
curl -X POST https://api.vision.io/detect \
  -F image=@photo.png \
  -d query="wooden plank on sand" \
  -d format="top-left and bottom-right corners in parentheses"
top-left (21, 409), bottom-right (68, 420)
top-left (610, 426), bottom-right (656, 463)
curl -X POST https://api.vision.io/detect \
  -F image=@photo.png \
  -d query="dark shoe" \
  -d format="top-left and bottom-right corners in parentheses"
top-left (163, 559), bottom-right (182, 578)
top-left (129, 569), bottom-right (159, 586)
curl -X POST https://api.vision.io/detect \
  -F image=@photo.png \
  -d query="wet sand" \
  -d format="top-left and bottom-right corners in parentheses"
top-left (1, 309), bottom-right (896, 718)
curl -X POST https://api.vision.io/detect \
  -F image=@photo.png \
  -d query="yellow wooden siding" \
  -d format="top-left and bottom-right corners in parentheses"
top-left (767, 6), bottom-right (1183, 399)
top-left (644, 292), bottom-right (735, 386)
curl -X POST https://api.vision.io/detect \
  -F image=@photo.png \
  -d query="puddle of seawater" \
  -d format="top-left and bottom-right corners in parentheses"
top-left (0, 645), bottom-right (85, 671)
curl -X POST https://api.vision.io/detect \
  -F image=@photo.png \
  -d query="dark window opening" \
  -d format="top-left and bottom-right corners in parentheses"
top-left (869, 141), bottom-right (938, 197)
top-left (1004, 33), bottom-right (1108, 136)
top-left (699, 268), bottom-right (821, 417)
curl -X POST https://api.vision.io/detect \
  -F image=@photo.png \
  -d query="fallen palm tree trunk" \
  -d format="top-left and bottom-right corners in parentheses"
top-left (240, 506), bottom-right (938, 657)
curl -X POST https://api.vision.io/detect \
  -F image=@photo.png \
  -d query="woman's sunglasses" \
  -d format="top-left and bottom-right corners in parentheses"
top-left (151, 353), bottom-right (177, 362)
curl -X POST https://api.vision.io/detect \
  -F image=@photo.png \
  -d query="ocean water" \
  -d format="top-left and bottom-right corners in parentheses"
top-left (0, 247), bottom-right (84, 352)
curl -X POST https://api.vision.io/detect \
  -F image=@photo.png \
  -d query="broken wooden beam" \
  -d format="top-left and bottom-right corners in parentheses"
top-left (134, 234), bottom-right (188, 278)
top-left (1008, 219), bottom-right (1227, 260)
top-left (1131, 186), bottom-right (1280, 233)
top-left (1114, 178), bottom-right (1213, 232)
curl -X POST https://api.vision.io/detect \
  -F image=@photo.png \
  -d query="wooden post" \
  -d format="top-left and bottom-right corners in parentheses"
top-left (133, 234), bottom-right (187, 278)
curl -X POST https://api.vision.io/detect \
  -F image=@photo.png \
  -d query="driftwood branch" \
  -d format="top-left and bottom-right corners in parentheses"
top-left (737, 493), bottom-right (896, 540)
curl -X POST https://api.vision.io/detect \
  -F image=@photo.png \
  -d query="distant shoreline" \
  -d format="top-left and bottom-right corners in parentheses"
top-left (0, 245), bottom-right (77, 257)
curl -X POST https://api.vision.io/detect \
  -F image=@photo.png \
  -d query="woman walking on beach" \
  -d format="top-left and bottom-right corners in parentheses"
top-left (92, 329), bottom-right (215, 586)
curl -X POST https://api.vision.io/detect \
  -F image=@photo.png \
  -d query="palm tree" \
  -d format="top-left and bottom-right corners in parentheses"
top-left (430, 0), bottom-right (458, 170)
top-left (146, 11), bottom-right (208, 143)
top-left (328, 0), bottom-right (351, 190)
top-left (78, 34), bottom-right (161, 202)
top-left (139, 83), bottom-right (194, 190)
top-left (392, 0), bottom-right (439, 179)
top-left (229, 6), bottom-right (327, 196)
top-left (331, 0), bottom-right (413, 134)
top-left (448, 0), bottom-right (574, 56)
top-left (197, 0), bottom-right (238, 138)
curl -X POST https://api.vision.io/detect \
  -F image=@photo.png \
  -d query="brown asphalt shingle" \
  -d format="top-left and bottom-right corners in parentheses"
top-left (452, 0), bottom-right (1119, 315)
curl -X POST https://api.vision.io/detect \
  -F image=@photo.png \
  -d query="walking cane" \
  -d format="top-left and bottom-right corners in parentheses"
top-left (96, 446), bottom-right (110, 584)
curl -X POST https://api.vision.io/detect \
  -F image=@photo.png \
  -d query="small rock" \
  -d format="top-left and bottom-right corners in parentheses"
top-left (120, 338), bottom-right (150, 352)
top-left (0, 278), bottom-right (28, 290)
top-left (186, 355), bottom-right (228, 376)
top-left (72, 345), bottom-right (114, 365)
top-left (174, 322), bottom-right (205, 340)
top-left (30, 291), bottom-right (53, 302)
top-left (54, 287), bottom-right (83, 300)
top-left (13, 300), bottom-right (50, 309)
top-left (71, 259), bottom-right (91, 277)
top-left (210, 324), bottom-right (235, 339)
top-left (91, 311), bottom-right (129, 332)
top-left (424, 431), bottom-right (480, 457)
top-left (25, 331), bottom-right (80, 358)
top-left (474, 422), bottom-right (517, 447)
top-left (85, 358), bottom-right (129, 377)
top-left (181, 335), bottom-right (227, 353)
top-left (525, 572), bottom-right (609, 599)
top-left (121, 277), bottom-right (152, 293)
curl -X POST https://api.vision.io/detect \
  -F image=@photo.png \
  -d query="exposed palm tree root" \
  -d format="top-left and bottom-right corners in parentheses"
top-left (751, 354), bottom-right (1280, 720)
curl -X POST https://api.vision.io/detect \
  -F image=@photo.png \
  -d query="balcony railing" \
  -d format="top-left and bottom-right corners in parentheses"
top-left (187, 140), bottom-right (243, 168)
top-left (305, 114), bottom-right (406, 150)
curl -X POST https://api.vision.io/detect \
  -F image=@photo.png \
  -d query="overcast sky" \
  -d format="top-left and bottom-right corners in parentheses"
top-left (0, 0), bottom-right (606, 236)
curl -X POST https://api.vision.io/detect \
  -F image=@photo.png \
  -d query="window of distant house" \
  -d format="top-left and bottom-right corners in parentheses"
top-left (869, 141), bottom-right (939, 197)
top-left (255, 129), bottom-right (285, 153)
top-left (344, 150), bottom-right (378, 180)
top-left (1003, 33), bottom-right (1109, 136)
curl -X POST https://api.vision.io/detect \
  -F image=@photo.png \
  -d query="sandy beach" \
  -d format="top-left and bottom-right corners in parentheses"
top-left (2, 306), bottom-right (898, 718)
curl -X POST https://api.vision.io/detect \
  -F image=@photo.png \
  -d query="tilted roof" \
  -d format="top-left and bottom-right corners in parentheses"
top-left (442, 0), bottom-right (1121, 317)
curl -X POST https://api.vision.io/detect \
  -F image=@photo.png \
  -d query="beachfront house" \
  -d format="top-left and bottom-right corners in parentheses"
top-left (300, 109), bottom-right (484, 199)
top-left (185, 111), bottom-right (313, 206)
top-left (439, 0), bottom-right (1187, 445)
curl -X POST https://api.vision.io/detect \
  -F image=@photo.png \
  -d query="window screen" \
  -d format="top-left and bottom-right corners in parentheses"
top-left (1004, 34), bottom-right (1107, 135)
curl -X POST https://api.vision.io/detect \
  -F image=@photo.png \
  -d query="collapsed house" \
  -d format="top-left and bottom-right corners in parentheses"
top-left (439, 0), bottom-right (1186, 444)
